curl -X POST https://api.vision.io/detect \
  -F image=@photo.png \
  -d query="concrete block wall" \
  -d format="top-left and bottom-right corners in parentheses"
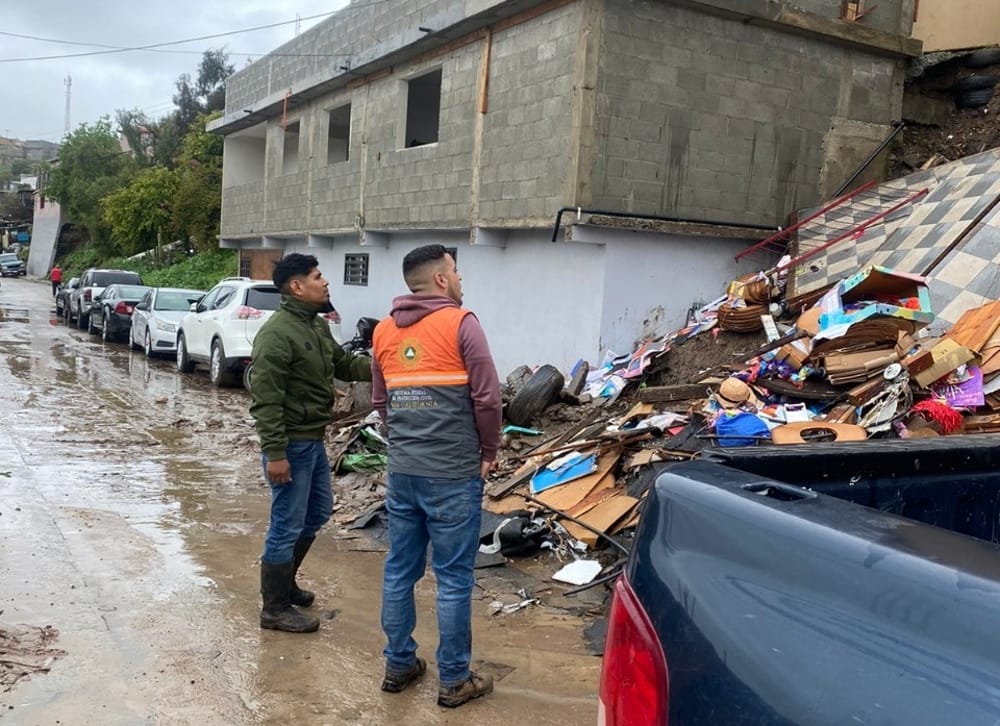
top-left (222, 1), bottom-right (583, 237)
top-left (791, 0), bottom-right (914, 36)
top-left (226, 0), bottom-right (501, 116)
top-left (360, 44), bottom-right (480, 229)
top-left (220, 179), bottom-right (265, 236)
top-left (590, 0), bottom-right (903, 226)
top-left (478, 2), bottom-right (582, 225)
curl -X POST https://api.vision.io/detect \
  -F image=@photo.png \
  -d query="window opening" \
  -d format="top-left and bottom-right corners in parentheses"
top-left (405, 69), bottom-right (442, 148)
top-left (328, 104), bottom-right (351, 164)
top-left (344, 253), bottom-right (370, 286)
top-left (282, 121), bottom-right (301, 175)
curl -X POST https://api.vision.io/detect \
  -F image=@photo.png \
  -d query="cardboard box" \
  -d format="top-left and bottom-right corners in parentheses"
top-left (816, 266), bottom-right (933, 334)
top-left (911, 338), bottom-right (979, 388)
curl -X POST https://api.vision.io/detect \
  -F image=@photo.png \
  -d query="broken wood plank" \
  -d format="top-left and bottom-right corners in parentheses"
top-left (564, 478), bottom-right (620, 518)
top-left (535, 452), bottom-right (620, 511)
top-left (736, 329), bottom-right (808, 364)
top-left (638, 384), bottom-right (708, 403)
top-left (561, 495), bottom-right (639, 547)
top-left (486, 458), bottom-right (543, 499)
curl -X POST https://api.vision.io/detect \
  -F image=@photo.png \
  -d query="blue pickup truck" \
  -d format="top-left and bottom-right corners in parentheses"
top-left (599, 436), bottom-right (1000, 726)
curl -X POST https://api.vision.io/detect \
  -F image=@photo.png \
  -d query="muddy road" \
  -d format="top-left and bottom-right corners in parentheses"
top-left (0, 277), bottom-right (600, 725)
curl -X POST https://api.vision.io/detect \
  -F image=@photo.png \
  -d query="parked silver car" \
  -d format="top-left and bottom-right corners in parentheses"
top-left (129, 287), bottom-right (206, 358)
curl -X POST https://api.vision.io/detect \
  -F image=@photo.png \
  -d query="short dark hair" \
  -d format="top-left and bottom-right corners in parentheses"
top-left (402, 244), bottom-right (448, 279)
top-left (273, 253), bottom-right (318, 293)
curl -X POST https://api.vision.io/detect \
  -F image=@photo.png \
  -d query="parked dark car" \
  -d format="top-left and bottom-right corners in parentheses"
top-left (55, 277), bottom-right (79, 317)
top-left (88, 284), bottom-right (152, 342)
top-left (0, 252), bottom-right (25, 277)
top-left (600, 437), bottom-right (1000, 726)
top-left (68, 268), bottom-right (143, 329)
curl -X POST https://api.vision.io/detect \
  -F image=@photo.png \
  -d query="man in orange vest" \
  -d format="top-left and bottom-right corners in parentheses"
top-left (371, 244), bottom-right (501, 708)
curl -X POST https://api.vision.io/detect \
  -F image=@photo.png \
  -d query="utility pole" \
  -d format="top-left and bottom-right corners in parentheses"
top-left (64, 74), bottom-right (72, 134)
top-left (295, 13), bottom-right (301, 35)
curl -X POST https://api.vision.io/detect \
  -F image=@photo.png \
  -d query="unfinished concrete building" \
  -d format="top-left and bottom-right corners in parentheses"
top-left (210, 0), bottom-right (920, 375)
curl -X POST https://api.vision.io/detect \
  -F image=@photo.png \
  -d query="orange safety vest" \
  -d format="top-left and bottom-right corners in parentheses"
top-left (373, 306), bottom-right (481, 477)
top-left (374, 307), bottom-right (471, 390)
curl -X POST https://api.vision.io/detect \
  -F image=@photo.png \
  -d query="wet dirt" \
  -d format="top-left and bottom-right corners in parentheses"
top-left (0, 277), bottom-right (600, 724)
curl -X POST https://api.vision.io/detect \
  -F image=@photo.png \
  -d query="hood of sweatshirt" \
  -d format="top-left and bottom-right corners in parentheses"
top-left (388, 294), bottom-right (460, 328)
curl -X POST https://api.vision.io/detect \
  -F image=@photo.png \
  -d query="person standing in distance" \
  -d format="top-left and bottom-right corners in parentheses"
top-left (371, 244), bottom-right (502, 707)
top-left (49, 264), bottom-right (62, 297)
top-left (250, 253), bottom-right (372, 633)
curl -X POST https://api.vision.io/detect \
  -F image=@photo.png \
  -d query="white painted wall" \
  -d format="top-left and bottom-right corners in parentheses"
top-left (274, 226), bottom-right (775, 379)
top-left (596, 226), bottom-right (772, 356)
top-left (280, 230), bottom-right (607, 378)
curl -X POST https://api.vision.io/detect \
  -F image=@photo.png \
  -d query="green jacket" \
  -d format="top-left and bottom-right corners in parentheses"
top-left (250, 296), bottom-right (372, 460)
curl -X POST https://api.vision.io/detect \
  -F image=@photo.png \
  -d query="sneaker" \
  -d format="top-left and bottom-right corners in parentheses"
top-left (381, 657), bottom-right (426, 693)
top-left (437, 671), bottom-right (494, 708)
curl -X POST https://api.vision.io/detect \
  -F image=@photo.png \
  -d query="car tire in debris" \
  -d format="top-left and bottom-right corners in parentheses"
top-left (953, 74), bottom-right (997, 93)
top-left (176, 334), bottom-right (196, 373)
top-left (505, 364), bottom-right (565, 427)
top-left (956, 87), bottom-right (995, 109)
top-left (966, 48), bottom-right (1000, 69)
top-left (209, 340), bottom-right (235, 387)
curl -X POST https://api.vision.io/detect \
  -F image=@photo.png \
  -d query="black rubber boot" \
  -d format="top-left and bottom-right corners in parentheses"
top-left (260, 561), bottom-right (320, 633)
top-left (290, 536), bottom-right (316, 608)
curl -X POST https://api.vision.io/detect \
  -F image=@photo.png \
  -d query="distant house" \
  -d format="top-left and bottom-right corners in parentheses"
top-left (210, 0), bottom-right (920, 374)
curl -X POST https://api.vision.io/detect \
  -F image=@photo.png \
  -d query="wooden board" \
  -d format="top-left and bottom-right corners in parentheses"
top-left (564, 478), bottom-right (620, 518)
top-left (946, 300), bottom-right (1000, 353)
top-left (561, 495), bottom-right (638, 547)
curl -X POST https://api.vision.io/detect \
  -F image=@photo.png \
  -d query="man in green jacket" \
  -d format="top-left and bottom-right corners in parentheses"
top-left (250, 253), bottom-right (372, 633)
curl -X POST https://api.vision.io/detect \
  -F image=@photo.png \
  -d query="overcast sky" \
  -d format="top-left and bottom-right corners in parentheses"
top-left (1, 0), bottom-right (350, 142)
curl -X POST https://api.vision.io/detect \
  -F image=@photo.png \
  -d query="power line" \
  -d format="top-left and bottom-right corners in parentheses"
top-left (0, 9), bottom-right (340, 63)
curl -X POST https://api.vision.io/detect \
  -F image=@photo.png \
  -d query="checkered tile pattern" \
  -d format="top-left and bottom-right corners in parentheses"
top-left (927, 202), bottom-right (1000, 333)
top-left (788, 149), bottom-right (1000, 300)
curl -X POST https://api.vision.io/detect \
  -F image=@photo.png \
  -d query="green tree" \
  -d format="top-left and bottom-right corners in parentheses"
top-left (173, 49), bottom-right (234, 138)
top-left (172, 112), bottom-right (223, 252)
top-left (101, 166), bottom-right (179, 256)
top-left (45, 119), bottom-right (134, 250)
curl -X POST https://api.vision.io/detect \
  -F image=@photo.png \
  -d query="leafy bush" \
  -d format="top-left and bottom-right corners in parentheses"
top-left (60, 247), bottom-right (238, 291)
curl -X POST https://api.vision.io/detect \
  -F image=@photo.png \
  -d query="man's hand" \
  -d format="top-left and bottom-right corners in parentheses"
top-left (266, 459), bottom-right (292, 485)
top-left (480, 460), bottom-right (496, 480)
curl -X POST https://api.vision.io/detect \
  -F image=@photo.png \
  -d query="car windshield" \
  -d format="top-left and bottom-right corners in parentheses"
top-left (155, 291), bottom-right (202, 311)
top-left (0, 254), bottom-right (18, 263)
top-left (245, 287), bottom-right (281, 310)
top-left (93, 271), bottom-right (141, 286)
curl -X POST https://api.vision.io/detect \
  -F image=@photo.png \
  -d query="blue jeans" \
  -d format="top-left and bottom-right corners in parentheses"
top-left (261, 440), bottom-right (333, 564)
top-left (381, 472), bottom-right (482, 687)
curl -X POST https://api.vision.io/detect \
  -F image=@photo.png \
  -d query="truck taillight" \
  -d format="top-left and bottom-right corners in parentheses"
top-left (83, 290), bottom-right (92, 302)
top-left (114, 301), bottom-right (133, 314)
top-left (598, 576), bottom-right (669, 726)
top-left (233, 305), bottom-right (263, 320)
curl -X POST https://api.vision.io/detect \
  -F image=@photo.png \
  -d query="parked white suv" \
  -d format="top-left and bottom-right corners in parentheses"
top-left (175, 277), bottom-right (280, 387)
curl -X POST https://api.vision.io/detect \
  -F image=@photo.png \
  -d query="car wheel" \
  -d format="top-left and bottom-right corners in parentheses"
top-left (144, 330), bottom-right (155, 358)
top-left (102, 314), bottom-right (112, 342)
top-left (176, 333), bottom-right (196, 373)
top-left (209, 340), bottom-right (234, 387)
top-left (88, 311), bottom-right (100, 335)
top-left (63, 302), bottom-right (72, 326)
top-left (77, 304), bottom-right (88, 330)
top-left (505, 365), bottom-right (566, 427)
top-left (243, 362), bottom-right (254, 392)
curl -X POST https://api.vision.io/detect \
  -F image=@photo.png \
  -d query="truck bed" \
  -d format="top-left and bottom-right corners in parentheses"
top-left (630, 435), bottom-right (1000, 725)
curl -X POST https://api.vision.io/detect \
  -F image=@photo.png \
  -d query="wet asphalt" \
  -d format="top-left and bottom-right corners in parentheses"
top-left (0, 276), bottom-right (600, 725)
